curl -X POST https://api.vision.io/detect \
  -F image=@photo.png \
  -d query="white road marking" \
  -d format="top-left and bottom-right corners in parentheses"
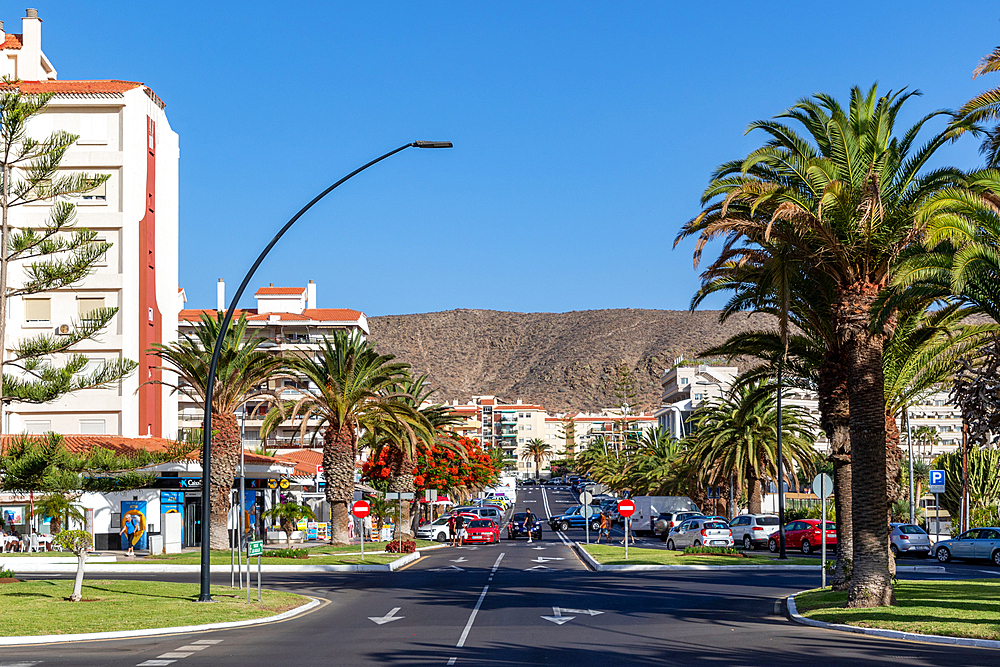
top-left (137, 661), bottom-right (175, 667)
top-left (523, 500), bottom-right (537, 503)
top-left (455, 552), bottom-right (504, 648)
top-left (450, 557), bottom-right (468, 563)
top-left (431, 565), bottom-right (465, 572)
top-left (525, 565), bottom-right (552, 570)
top-left (454, 546), bottom-right (479, 550)
top-left (531, 557), bottom-right (564, 563)
top-left (541, 606), bottom-right (573, 625)
top-left (560, 608), bottom-right (603, 616)
top-left (192, 640), bottom-right (223, 644)
top-left (447, 659), bottom-right (457, 665)
top-left (156, 654), bottom-right (193, 659)
top-left (368, 607), bottom-right (405, 625)
top-left (0, 663), bottom-right (42, 667)
top-left (531, 546), bottom-right (547, 550)
top-left (175, 646), bottom-right (208, 651)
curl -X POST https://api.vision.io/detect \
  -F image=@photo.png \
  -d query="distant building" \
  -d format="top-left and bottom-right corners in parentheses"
top-left (177, 280), bottom-right (368, 450)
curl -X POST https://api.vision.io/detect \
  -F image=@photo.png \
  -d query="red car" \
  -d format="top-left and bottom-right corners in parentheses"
top-left (768, 519), bottom-right (836, 555)
top-left (462, 519), bottom-right (500, 545)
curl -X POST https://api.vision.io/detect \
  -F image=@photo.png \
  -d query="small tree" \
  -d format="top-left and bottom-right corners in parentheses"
top-left (557, 416), bottom-right (577, 458)
top-left (262, 502), bottom-right (315, 546)
top-left (35, 492), bottom-right (84, 534)
top-left (54, 530), bottom-right (93, 602)
top-left (521, 438), bottom-right (553, 479)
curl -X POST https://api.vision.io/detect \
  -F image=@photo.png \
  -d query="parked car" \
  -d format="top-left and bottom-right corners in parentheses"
top-left (631, 496), bottom-right (701, 533)
top-left (729, 514), bottom-right (780, 550)
top-left (769, 519), bottom-right (836, 554)
top-left (665, 518), bottom-right (733, 550)
top-left (933, 527), bottom-right (1000, 565)
top-left (483, 492), bottom-right (513, 508)
top-left (416, 515), bottom-right (452, 542)
top-left (519, 478), bottom-right (537, 486)
top-left (653, 511), bottom-right (705, 540)
top-left (507, 511), bottom-right (543, 540)
top-left (548, 505), bottom-right (602, 532)
top-left (462, 519), bottom-right (500, 545)
top-left (890, 523), bottom-right (933, 558)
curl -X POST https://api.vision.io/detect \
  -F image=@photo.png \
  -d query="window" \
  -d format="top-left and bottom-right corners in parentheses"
top-left (680, 377), bottom-right (689, 385)
top-left (24, 298), bottom-right (50, 323)
top-left (693, 393), bottom-right (703, 400)
top-left (79, 419), bottom-right (106, 435)
top-left (24, 420), bottom-right (52, 434)
top-left (78, 297), bottom-right (104, 320)
top-left (78, 114), bottom-right (108, 145)
top-left (81, 177), bottom-right (107, 202)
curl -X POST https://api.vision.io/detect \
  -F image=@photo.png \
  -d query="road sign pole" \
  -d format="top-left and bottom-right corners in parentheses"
top-left (360, 517), bottom-right (365, 561)
top-left (936, 493), bottom-right (940, 540)
top-left (257, 552), bottom-right (261, 603)
top-left (821, 475), bottom-right (827, 589)
top-left (625, 517), bottom-right (629, 560)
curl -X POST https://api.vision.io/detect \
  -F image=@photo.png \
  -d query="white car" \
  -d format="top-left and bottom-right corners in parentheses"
top-left (729, 514), bottom-right (781, 550)
top-left (416, 516), bottom-right (451, 542)
top-left (666, 518), bottom-right (734, 550)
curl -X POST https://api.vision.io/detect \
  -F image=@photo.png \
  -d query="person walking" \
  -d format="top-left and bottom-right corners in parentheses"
top-left (620, 519), bottom-right (635, 546)
top-left (447, 512), bottom-right (458, 546)
top-left (119, 519), bottom-right (136, 557)
top-left (453, 513), bottom-right (467, 546)
top-left (524, 507), bottom-right (535, 544)
top-left (599, 511), bottom-right (611, 544)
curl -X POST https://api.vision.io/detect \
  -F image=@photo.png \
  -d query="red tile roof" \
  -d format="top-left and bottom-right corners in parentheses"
top-left (282, 449), bottom-right (323, 477)
top-left (0, 79), bottom-right (144, 94)
top-left (255, 287), bottom-right (306, 296)
top-left (179, 308), bottom-right (364, 323)
top-left (302, 309), bottom-right (364, 321)
top-left (2, 33), bottom-right (23, 50)
top-left (0, 434), bottom-right (294, 468)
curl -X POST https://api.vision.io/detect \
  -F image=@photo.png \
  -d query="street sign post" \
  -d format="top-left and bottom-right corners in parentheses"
top-left (618, 499), bottom-right (635, 560)
top-left (352, 500), bottom-right (371, 560)
top-left (579, 491), bottom-right (594, 544)
top-left (930, 470), bottom-right (945, 537)
top-left (246, 540), bottom-right (263, 602)
top-left (811, 474), bottom-right (832, 588)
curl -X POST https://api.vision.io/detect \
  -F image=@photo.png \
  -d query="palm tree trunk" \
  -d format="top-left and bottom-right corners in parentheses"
top-left (323, 422), bottom-right (357, 545)
top-left (835, 283), bottom-right (895, 608)
top-left (819, 358), bottom-right (853, 590)
top-left (747, 476), bottom-right (762, 514)
top-left (209, 412), bottom-right (240, 551)
top-left (387, 446), bottom-right (415, 540)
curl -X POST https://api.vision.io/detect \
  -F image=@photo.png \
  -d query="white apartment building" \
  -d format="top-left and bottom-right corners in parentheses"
top-left (3, 9), bottom-right (179, 439)
top-left (177, 281), bottom-right (368, 451)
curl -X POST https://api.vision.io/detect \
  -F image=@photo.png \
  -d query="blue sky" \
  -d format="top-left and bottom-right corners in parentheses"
top-left (30, 2), bottom-right (1000, 315)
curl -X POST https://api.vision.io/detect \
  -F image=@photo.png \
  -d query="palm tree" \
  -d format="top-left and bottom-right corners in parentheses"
top-left (911, 425), bottom-right (941, 459)
top-left (148, 312), bottom-right (286, 550)
top-left (522, 438), bottom-right (553, 479)
top-left (684, 380), bottom-right (817, 514)
top-left (677, 85), bottom-right (968, 607)
top-left (627, 426), bottom-right (685, 495)
top-left (35, 492), bottom-right (84, 535)
top-left (951, 46), bottom-right (1000, 166)
top-left (262, 502), bottom-right (315, 547)
top-left (261, 331), bottom-right (423, 544)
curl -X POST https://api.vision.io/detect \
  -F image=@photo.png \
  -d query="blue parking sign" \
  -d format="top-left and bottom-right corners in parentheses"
top-left (929, 470), bottom-right (945, 494)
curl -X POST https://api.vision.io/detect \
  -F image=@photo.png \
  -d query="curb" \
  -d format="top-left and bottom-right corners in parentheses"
top-left (572, 543), bottom-right (818, 571)
top-left (3, 551), bottom-right (422, 574)
top-left (0, 596), bottom-right (322, 646)
top-left (786, 593), bottom-right (1000, 650)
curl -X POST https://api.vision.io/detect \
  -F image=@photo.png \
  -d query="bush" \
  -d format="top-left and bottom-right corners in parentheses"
top-left (0, 567), bottom-right (15, 578)
top-left (682, 546), bottom-right (743, 555)
top-left (262, 548), bottom-right (309, 559)
top-left (785, 507), bottom-right (809, 521)
top-left (385, 539), bottom-right (416, 554)
top-left (54, 530), bottom-right (92, 554)
top-left (970, 505), bottom-right (1000, 530)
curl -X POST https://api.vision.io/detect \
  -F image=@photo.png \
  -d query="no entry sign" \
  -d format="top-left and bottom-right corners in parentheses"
top-left (617, 499), bottom-right (635, 518)
top-left (351, 500), bottom-right (371, 518)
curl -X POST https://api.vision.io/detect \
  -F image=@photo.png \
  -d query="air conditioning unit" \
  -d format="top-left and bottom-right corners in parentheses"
top-left (56, 324), bottom-right (71, 335)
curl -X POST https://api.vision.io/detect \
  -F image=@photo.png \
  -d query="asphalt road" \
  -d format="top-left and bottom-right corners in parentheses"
top-left (3, 486), bottom-right (998, 666)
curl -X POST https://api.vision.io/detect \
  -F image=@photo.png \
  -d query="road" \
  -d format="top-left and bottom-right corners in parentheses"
top-left (2, 485), bottom-right (998, 666)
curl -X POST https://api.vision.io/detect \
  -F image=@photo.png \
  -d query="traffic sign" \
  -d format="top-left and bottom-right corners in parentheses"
top-left (579, 491), bottom-right (593, 506)
top-left (351, 500), bottom-right (371, 518)
top-left (811, 473), bottom-right (833, 499)
top-left (706, 487), bottom-right (721, 499)
top-left (424, 489), bottom-right (438, 502)
top-left (580, 504), bottom-right (596, 519)
top-left (279, 478), bottom-right (290, 490)
top-left (617, 499), bottom-right (635, 518)
top-left (929, 470), bottom-right (945, 494)
top-left (385, 492), bottom-right (399, 500)
top-left (247, 540), bottom-right (263, 557)
top-left (267, 479), bottom-right (277, 489)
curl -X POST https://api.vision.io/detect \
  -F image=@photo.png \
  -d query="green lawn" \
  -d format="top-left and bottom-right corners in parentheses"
top-left (582, 544), bottom-right (821, 567)
top-left (306, 540), bottom-right (438, 555)
top-left (137, 550), bottom-right (399, 566)
top-left (794, 579), bottom-right (1000, 641)
top-left (0, 579), bottom-right (306, 636)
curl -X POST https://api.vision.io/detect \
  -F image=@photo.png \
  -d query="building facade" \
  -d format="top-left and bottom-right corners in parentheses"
top-left (2, 9), bottom-right (179, 439)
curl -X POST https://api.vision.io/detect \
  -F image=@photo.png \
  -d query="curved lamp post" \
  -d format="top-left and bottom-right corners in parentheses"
top-left (198, 140), bottom-right (452, 601)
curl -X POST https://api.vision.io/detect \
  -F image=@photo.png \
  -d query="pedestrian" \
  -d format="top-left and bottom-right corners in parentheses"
top-left (524, 507), bottom-right (535, 544)
top-left (447, 512), bottom-right (458, 546)
top-left (363, 513), bottom-right (373, 542)
top-left (620, 520), bottom-right (635, 546)
top-left (454, 513), bottom-right (466, 546)
top-left (599, 511), bottom-right (611, 544)
top-left (119, 518), bottom-right (136, 557)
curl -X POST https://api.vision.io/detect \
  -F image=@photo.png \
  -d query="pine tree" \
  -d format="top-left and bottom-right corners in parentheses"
top-left (0, 79), bottom-right (135, 422)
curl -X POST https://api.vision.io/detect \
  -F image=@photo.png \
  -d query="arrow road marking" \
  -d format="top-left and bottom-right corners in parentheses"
top-left (541, 606), bottom-right (574, 625)
top-left (531, 546), bottom-right (547, 550)
top-left (560, 608), bottom-right (603, 616)
top-left (525, 565), bottom-right (552, 570)
top-left (431, 565), bottom-right (465, 572)
top-left (368, 607), bottom-right (404, 625)
top-left (531, 557), bottom-right (564, 563)
top-left (450, 557), bottom-right (468, 563)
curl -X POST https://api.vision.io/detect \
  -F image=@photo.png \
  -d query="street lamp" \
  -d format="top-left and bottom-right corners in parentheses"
top-left (776, 360), bottom-right (787, 560)
top-left (198, 141), bottom-right (452, 602)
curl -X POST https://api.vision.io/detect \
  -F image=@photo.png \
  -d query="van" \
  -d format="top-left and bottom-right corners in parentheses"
top-left (630, 496), bottom-right (700, 534)
top-left (453, 506), bottom-right (503, 522)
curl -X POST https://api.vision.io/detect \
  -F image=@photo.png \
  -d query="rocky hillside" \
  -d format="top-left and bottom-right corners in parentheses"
top-left (367, 309), bottom-right (777, 413)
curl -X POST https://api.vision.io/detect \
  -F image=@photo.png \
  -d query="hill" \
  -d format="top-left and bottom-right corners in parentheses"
top-left (367, 309), bottom-right (777, 413)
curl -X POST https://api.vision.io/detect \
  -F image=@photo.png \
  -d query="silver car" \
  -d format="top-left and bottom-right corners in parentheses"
top-left (933, 527), bottom-right (1000, 565)
top-left (889, 523), bottom-right (933, 558)
top-left (665, 518), bottom-right (733, 550)
top-left (654, 511), bottom-right (705, 539)
top-left (730, 514), bottom-right (781, 550)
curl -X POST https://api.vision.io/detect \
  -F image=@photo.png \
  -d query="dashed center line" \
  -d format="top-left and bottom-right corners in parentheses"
top-left (138, 639), bottom-right (223, 666)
